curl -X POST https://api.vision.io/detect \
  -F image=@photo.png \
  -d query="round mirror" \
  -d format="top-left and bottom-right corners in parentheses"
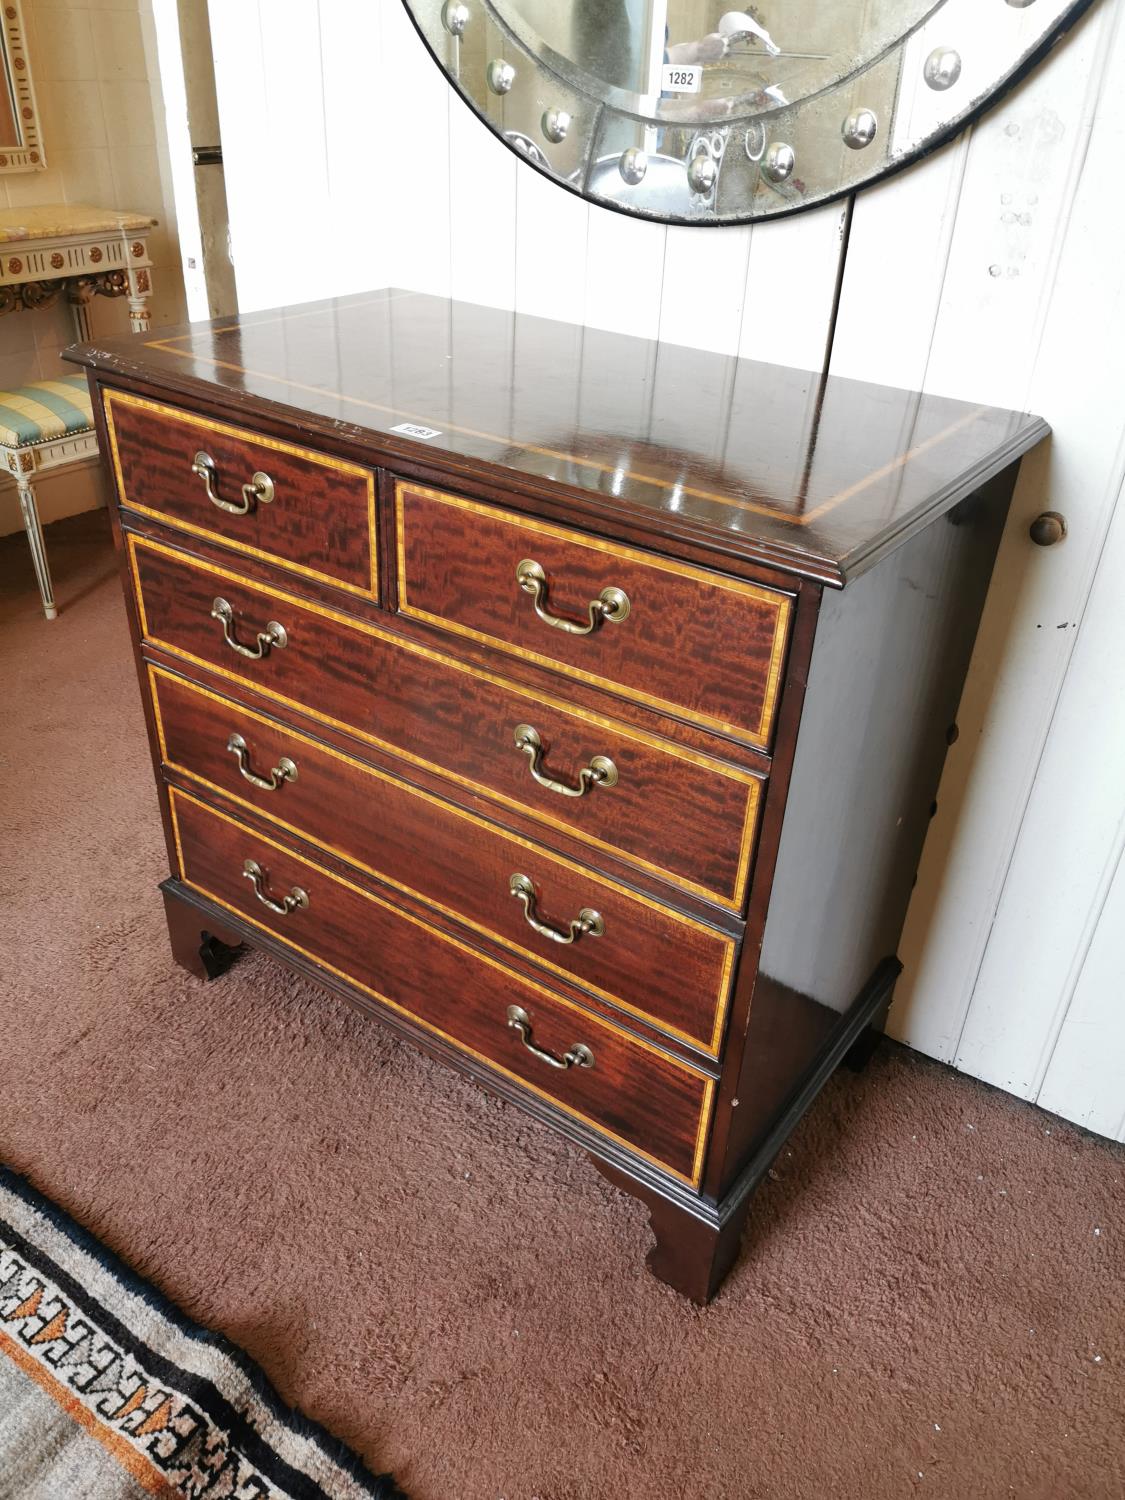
top-left (403, 0), bottom-right (1097, 224)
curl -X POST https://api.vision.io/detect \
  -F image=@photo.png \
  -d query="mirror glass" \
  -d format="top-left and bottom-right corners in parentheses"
top-left (508, 1), bottom-right (935, 117)
top-left (403, 0), bottom-right (1097, 224)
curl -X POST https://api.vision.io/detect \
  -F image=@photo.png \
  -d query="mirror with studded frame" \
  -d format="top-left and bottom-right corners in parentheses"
top-left (402, 0), bottom-right (1098, 223)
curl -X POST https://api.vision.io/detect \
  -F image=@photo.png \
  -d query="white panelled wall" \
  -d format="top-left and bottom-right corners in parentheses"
top-left (204, 0), bottom-right (1124, 1141)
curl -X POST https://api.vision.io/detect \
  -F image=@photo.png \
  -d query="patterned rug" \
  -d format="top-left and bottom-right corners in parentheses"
top-left (0, 1166), bottom-right (406, 1499)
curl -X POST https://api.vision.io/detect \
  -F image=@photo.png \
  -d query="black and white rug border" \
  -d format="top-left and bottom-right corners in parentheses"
top-left (0, 1164), bottom-right (405, 1500)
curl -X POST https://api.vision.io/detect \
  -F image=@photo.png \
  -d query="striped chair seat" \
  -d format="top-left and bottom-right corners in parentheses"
top-left (0, 374), bottom-right (94, 449)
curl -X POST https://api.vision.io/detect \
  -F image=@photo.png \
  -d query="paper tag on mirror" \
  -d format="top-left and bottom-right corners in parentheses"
top-left (661, 63), bottom-right (702, 94)
top-left (391, 422), bottom-right (442, 440)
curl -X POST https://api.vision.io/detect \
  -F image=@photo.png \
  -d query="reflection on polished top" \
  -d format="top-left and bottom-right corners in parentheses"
top-left (70, 287), bottom-right (1048, 586)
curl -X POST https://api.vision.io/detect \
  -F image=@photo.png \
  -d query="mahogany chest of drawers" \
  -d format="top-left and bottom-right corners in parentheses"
top-left (71, 289), bottom-right (1047, 1301)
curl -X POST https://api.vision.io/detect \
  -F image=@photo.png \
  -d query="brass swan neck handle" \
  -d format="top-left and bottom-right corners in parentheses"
top-left (509, 873), bottom-right (604, 946)
top-left (513, 724), bottom-right (617, 799)
top-left (516, 558), bottom-right (630, 635)
top-left (506, 1004), bottom-right (594, 1071)
top-left (193, 450), bottom-right (275, 515)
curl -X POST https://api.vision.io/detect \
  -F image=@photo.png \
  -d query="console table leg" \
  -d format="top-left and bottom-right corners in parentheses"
top-left (128, 297), bottom-right (151, 335)
top-left (162, 886), bottom-right (244, 982)
top-left (69, 295), bottom-right (92, 344)
top-left (127, 266), bottom-right (153, 334)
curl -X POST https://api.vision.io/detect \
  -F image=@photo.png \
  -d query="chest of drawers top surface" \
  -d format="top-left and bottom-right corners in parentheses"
top-left (69, 286), bottom-right (1046, 587)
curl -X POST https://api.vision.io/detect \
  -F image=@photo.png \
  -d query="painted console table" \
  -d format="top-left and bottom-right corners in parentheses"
top-left (0, 203), bottom-right (156, 339)
top-left (0, 205), bottom-right (157, 621)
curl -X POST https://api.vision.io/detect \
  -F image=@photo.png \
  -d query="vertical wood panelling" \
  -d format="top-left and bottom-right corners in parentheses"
top-left (381, 1), bottom-right (451, 296)
top-left (205, 0), bottom-right (1125, 1140)
top-left (920, 7), bottom-right (1114, 410)
top-left (657, 225), bottom-right (752, 354)
top-left (948, 3), bottom-right (1125, 1098)
top-left (514, 171), bottom-right (590, 324)
top-left (1038, 836), bottom-right (1125, 1142)
top-left (583, 207), bottom-right (668, 340)
top-left (738, 204), bottom-right (849, 370)
top-left (955, 467), bottom-right (1125, 1096)
top-left (872, 2), bottom-right (1125, 1082)
top-left (318, 0), bottom-right (389, 298)
top-left (253, 1), bottom-right (331, 310)
top-left (830, 138), bottom-right (970, 390)
top-left (448, 93), bottom-right (517, 307)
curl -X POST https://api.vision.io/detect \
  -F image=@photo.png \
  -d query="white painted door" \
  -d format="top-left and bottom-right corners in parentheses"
top-left (203, 0), bottom-right (1124, 1140)
top-left (151, 0), bottom-right (236, 321)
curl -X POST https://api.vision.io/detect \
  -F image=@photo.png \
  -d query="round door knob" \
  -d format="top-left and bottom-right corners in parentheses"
top-left (1030, 511), bottom-right (1067, 547)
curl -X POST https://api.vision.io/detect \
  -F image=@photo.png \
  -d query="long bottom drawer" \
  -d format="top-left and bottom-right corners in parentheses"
top-left (169, 787), bottom-right (714, 1186)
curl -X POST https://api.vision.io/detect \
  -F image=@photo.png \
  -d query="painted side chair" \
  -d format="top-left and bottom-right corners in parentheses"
top-left (1, 374), bottom-right (97, 620)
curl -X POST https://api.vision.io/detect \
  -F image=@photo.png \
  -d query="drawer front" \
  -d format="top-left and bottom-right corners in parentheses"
top-left (105, 390), bottom-right (378, 600)
top-left (151, 667), bottom-right (737, 1055)
top-left (129, 535), bottom-right (764, 912)
top-left (395, 482), bottom-right (793, 748)
top-left (170, 788), bottom-right (714, 1185)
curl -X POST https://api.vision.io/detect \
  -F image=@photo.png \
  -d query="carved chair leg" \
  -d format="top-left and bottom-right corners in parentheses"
top-left (17, 477), bottom-right (57, 620)
top-left (593, 1159), bottom-right (751, 1304)
top-left (161, 887), bottom-right (244, 982)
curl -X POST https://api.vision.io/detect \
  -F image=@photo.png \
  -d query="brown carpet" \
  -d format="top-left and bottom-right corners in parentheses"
top-left (1, 511), bottom-right (1122, 1500)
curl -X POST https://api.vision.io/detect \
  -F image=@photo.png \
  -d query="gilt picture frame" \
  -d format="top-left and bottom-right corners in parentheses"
top-left (0, 0), bottom-right (45, 175)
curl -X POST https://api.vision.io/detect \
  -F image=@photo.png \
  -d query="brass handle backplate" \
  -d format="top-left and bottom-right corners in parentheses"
top-left (193, 450), bottom-right (276, 515)
top-left (516, 558), bottom-right (630, 635)
top-left (211, 597), bottom-right (288, 660)
top-left (514, 724), bottom-right (617, 799)
top-left (509, 873), bottom-right (604, 945)
top-left (242, 858), bottom-right (308, 916)
top-left (227, 732), bottom-right (297, 791)
top-left (506, 1004), bottom-right (595, 1070)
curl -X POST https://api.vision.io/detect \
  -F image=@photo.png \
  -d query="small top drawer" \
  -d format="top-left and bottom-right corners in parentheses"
top-left (395, 482), bottom-right (793, 749)
top-left (104, 390), bottom-right (378, 600)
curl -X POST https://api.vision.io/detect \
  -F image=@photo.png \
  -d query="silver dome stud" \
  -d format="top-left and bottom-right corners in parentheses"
top-left (761, 142), bottom-right (795, 184)
top-left (619, 147), bottom-right (648, 185)
top-left (842, 109), bottom-right (878, 150)
top-left (487, 59), bottom-right (516, 94)
top-left (687, 152), bottom-right (718, 194)
top-left (441, 2), bottom-right (470, 36)
top-left (542, 108), bottom-right (571, 144)
top-left (924, 48), bottom-right (962, 91)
